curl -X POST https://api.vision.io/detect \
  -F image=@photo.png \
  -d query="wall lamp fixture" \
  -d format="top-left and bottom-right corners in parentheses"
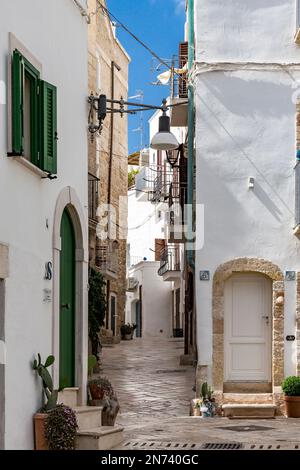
top-left (88, 94), bottom-right (188, 151)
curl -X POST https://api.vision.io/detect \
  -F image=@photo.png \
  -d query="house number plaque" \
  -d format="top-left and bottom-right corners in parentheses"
top-left (286, 335), bottom-right (295, 341)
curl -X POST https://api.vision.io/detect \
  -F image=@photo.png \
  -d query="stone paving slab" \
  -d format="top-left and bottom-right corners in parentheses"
top-left (100, 338), bottom-right (300, 450)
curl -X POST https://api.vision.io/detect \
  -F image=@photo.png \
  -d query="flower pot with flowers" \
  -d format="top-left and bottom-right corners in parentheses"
top-left (282, 376), bottom-right (300, 418)
top-left (32, 354), bottom-right (78, 450)
top-left (88, 376), bottom-right (120, 426)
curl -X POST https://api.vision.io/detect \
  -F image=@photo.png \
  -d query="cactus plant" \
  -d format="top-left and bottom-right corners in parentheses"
top-left (200, 382), bottom-right (214, 401)
top-left (32, 354), bottom-right (59, 411)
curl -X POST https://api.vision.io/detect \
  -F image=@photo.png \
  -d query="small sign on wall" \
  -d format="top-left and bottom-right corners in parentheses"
top-left (285, 271), bottom-right (296, 281)
top-left (200, 271), bottom-right (210, 281)
top-left (286, 335), bottom-right (296, 341)
top-left (43, 289), bottom-right (52, 303)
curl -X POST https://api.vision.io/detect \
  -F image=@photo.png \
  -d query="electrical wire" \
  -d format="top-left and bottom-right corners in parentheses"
top-left (96, 1), bottom-right (182, 78)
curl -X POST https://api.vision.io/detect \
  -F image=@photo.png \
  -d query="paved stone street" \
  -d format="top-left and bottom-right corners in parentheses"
top-left (101, 338), bottom-right (300, 450)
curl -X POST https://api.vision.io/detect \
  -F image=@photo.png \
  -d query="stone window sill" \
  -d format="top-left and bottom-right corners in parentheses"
top-left (10, 156), bottom-right (47, 178)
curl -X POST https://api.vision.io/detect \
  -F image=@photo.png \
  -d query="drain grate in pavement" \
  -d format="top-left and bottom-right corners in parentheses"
top-left (122, 441), bottom-right (300, 450)
top-left (156, 369), bottom-right (187, 374)
top-left (218, 425), bottom-right (274, 432)
top-left (201, 443), bottom-right (243, 450)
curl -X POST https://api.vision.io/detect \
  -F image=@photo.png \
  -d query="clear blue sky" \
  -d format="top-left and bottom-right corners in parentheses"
top-left (107, 0), bottom-right (186, 154)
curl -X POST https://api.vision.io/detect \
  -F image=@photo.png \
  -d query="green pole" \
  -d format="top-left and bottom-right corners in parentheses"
top-left (187, 0), bottom-right (195, 269)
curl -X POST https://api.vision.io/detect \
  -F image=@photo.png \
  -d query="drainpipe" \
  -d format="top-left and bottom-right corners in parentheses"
top-left (187, 0), bottom-right (195, 271)
top-left (106, 61), bottom-right (121, 331)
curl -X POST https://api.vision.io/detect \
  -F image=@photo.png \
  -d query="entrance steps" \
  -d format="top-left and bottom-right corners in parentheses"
top-left (222, 393), bottom-right (277, 418)
top-left (74, 406), bottom-right (103, 430)
top-left (76, 425), bottom-right (124, 450)
top-left (57, 387), bottom-right (124, 449)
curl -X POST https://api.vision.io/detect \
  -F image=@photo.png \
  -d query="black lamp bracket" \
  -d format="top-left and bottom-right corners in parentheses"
top-left (88, 93), bottom-right (187, 140)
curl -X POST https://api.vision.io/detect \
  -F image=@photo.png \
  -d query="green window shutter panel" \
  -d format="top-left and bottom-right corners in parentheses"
top-left (41, 80), bottom-right (57, 174)
top-left (12, 50), bottom-right (24, 155)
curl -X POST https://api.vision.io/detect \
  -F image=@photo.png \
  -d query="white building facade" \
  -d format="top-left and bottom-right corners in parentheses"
top-left (193, 0), bottom-right (300, 406)
top-left (0, 0), bottom-right (88, 448)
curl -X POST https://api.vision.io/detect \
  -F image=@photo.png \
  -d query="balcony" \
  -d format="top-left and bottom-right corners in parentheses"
top-left (88, 173), bottom-right (99, 228)
top-left (96, 241), bottom-right (119, 280)
top-left (158, 244), bottom-right (181, 282)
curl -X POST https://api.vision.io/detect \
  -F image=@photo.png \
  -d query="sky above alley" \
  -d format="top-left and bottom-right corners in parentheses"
top-left (107, 0), bottom-right (186, 154)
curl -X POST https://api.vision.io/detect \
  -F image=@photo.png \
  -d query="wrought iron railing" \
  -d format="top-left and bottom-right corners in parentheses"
top-left (88, 173), bottom-right (99, 222)
top-left (158, 244), bottom-right (181, 276)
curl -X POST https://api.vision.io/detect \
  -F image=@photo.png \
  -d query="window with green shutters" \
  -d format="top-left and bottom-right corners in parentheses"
top-left (10, 49), bottom-right (58, 175)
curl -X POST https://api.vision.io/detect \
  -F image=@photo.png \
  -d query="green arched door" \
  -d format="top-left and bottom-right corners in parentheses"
top-left (59, 209), bottom-right (75, 388)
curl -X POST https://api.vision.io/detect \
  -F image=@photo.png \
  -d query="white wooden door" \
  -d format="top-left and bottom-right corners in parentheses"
top-left (224, 273), bottom-right (271, 382)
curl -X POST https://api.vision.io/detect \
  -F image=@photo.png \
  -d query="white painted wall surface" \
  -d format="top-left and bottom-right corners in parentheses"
top-left (127, 262), bottom-right (172, 338)
top-left (195, 0), bottom-right (300, 63)
top-left (0, 0), bottom-right (88, 449)
top-left (195, 66), bottom-right (300, 376)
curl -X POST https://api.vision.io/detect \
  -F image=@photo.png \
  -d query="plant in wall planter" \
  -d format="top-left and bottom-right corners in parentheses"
top-left (282, 376), bottom-right (300, 418)
top-left (32, 354), bottom-right (78, 450)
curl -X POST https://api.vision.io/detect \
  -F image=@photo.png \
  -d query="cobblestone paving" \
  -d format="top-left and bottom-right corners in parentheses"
top-left (100, 337), bottom-right (300, 450)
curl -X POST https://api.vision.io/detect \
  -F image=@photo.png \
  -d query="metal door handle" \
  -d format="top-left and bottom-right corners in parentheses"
top-left (262, 315), bottom-right (269, 320)
top-left (61, 303), bottom-right (70, 310)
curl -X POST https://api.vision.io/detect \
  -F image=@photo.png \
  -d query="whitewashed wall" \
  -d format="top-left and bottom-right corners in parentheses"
top-left (194, 0), bottom-right (300, 63)
top-left (0, 0), bottom-right (88, 449)
top-left (194, 0), bottom-right (300, 379)
top-left (127, 262), bottom-right (172, 338)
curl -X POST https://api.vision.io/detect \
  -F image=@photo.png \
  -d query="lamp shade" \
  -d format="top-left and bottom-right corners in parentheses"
top-left (150, 115), bottom-right (179, 151)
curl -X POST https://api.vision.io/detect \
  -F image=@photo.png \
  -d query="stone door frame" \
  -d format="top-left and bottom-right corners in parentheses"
top-left (212, 258), bottom-right (284, 393)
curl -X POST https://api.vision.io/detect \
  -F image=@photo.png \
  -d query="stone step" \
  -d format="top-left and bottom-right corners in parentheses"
top-left (74, 406), bottom-right (103, 430)
top-left (76, 425), bottom-right (124, 450)
top-left (58, 387), bottom-right (79, 408)
top-left (222, 404), bottom-right (277, 418)
top-left (223, 393), bottom-right (273, 404)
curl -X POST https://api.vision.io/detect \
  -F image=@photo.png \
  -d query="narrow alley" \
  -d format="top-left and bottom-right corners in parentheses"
top-left (101, 337), bottom-right (195, 441)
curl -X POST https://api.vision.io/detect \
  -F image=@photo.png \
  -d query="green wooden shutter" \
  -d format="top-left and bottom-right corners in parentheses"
top-left (41, 80), bottom-right (57, 174)
top-left (12, 50), bottom-right (24, 155)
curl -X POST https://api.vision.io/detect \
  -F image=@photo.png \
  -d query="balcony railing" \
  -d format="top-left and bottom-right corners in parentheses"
top-left (158, 244), bottom-right (181, 277)
top-left (96, 241), bottom-right (119, 280)
top-left (88, 173), bottom-right (99, 222)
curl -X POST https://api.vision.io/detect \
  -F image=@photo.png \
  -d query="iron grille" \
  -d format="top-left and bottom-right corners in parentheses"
top-left (201, 443), bottom-right (244, 450)
top-left (178, 42), bottom-right (188, 98)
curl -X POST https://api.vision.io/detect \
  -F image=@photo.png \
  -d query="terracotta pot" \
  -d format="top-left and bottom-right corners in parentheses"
top-left (193, 408), bottom-right (201, 416)
top-left (89, 383), bottom-right (105, 400)
top-left (284, 396), bottom-right (300, 418)
top-left (33, 413), bottom-right (49, 450)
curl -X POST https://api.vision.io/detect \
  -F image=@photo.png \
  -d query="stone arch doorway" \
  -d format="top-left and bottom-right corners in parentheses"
top-left (52, 187), bottom-right (88, 405)
top-left (212, 258), bottom-right (284, 394)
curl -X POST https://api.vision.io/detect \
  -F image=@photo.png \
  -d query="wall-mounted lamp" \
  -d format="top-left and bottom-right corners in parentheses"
top-left (88, 94), bottom-right (187, 151)
top-left (248, 177), bottom-right (255, 189)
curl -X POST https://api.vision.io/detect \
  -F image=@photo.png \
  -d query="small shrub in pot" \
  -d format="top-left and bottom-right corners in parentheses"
top-left (282, 376), bottom-right (300, 418)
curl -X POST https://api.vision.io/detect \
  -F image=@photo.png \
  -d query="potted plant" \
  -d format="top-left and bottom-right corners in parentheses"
top-left (88, 376), bottom-right (120, 426)
top-left (120, 323), bottom-right (136, 340)
top-left (45, 404), bottom-right (78, 450)
top-left (32, 354), bottom-right (78, 450)
top-left (282, 376), bottom-right (300, 418)
top-left (199, 382), bottom-right (215, 418)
